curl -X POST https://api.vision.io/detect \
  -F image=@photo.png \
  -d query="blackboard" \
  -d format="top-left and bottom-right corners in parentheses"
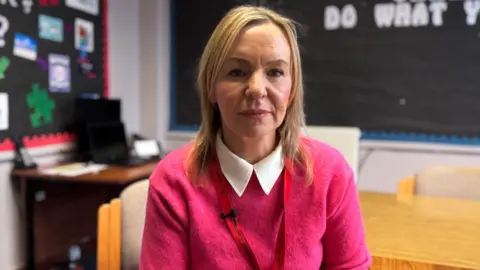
top-left (0, 0), bottom-right (108, 151)
top-left (171, 0), bottom-right (480, 145)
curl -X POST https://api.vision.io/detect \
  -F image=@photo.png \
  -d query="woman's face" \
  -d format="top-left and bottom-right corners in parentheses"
top-left (213, 23), bottom-right (293, 140)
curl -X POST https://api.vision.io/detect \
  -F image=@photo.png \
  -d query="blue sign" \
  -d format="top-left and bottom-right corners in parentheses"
top-left (13, 33), bottom-right (37, 61)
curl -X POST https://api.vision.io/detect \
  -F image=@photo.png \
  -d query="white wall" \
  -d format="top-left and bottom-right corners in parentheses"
top-left (0, 144), bottom-right (74, 269)
top-left (357, 141), bottom-right (480, 192)
top-left (139, 0), bottom-right (171, 145)
top-left (108, 0), bottom-right (140, 134)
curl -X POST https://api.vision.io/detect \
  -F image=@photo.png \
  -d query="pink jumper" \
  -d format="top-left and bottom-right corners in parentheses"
top-left (140, 137), bottom-right (372, 269)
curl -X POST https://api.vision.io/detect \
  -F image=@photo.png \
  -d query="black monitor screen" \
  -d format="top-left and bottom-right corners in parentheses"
top-left (75, 98), bottom-right (121, 123)
top-left (88, 122), bottom-right (129, 160)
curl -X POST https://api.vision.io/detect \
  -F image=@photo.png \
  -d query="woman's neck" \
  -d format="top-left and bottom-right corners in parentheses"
top-left (221, 129), bottom-right (277, 164)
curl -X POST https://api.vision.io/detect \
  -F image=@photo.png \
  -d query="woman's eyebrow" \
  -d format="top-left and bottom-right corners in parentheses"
top-left (227, 57), bottom-right (289, 66)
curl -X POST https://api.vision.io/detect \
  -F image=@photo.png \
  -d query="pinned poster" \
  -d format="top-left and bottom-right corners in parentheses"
top-left (66, 0), bottom-right (98, 15)
top-left (48, 54), bottom-right (71, 92)
top-left (74, 18), bottom-right (94, 53)
top-left (13, 33), bottom-right (37, 61)
top-left (38, 14), bottom-right (63, 42)
top-left (0, 93), bottom-right (8, 130)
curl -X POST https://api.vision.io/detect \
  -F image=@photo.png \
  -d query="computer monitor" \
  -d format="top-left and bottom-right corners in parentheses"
top-left (87, 121), bottom-right (129, 162)
top-left (74, 98), bottom-right (121, 122)
top-left (74, 98), bottom-right (122, 160)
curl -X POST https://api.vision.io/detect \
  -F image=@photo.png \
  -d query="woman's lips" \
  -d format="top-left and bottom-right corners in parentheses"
top-left (239, 109), bottom-right (270, 118)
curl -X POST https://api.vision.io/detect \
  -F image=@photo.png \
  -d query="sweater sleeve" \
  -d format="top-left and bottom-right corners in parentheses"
top-left (140, 170), bottom-right (189, 270)
top-left (321, 162), bottom-right (372, 270)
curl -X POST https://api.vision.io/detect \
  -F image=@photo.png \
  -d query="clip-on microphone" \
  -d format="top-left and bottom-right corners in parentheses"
top-left (220, 209), bottom-right (237, 221)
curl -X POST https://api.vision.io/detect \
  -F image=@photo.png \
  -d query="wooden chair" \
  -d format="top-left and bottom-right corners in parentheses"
top-left (397, 166), bottom-right (480, 200)
top-left (97, 179), bottom-right (149, 270)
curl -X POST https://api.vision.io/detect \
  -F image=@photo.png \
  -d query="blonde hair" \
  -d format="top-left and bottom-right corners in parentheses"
top-left (185, 5), bottom-right (312, 183)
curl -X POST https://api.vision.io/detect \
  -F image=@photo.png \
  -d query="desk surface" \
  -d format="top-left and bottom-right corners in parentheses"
top-left (360, 191), bottom-right (480, 269)
top-left (11, 161), bottom-right (158, 184)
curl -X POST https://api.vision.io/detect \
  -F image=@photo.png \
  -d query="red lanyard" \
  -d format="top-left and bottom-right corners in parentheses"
top-left (210, 159), bottom-right (292, 270)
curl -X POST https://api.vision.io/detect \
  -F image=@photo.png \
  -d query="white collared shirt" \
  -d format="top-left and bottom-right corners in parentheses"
top-left (215, 135), bottom-right (284, 197)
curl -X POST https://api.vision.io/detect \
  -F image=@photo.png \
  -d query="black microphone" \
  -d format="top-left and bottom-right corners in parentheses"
top-left (220, 209), bottom-right (237, 220)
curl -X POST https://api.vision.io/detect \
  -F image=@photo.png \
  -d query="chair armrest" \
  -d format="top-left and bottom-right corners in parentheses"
top-left (97, 198), bottom-right (122, 270)
top-left (97, 203), bottom-right (110, 270)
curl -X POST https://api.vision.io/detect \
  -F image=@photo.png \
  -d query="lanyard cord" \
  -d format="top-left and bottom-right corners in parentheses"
top-left (210, 159), bottom-right (292, 270)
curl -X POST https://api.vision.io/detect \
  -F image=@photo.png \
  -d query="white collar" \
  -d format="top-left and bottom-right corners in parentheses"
top-left (215, 135), bottom-right (284, 197)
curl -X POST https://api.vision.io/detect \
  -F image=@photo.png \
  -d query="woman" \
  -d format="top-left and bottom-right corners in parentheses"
top-left (140, 5), bottom-right (371, 270)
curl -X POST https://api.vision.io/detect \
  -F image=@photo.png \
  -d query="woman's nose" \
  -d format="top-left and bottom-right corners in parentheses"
top-left (245, 71), bottom-right (267, 99)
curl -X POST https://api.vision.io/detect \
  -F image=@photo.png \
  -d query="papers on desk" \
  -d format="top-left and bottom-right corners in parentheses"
top-left (41, 162), bottom-right (108, 177)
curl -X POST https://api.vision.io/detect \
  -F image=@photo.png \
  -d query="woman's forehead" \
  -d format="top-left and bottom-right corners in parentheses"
top-left (228, 23), bottom-right (291, 62)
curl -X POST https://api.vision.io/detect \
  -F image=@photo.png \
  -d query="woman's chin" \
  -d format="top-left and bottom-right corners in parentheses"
top-left (234, 128), bottom-right (277, 140)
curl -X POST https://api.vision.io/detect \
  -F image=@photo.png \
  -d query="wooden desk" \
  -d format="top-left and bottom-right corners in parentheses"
top-left (360, 191), bottom-right (480, 270)
top-left (12, 161), bottom-right (158, 184)
top-left (11, 161), bottom-right (158, 270)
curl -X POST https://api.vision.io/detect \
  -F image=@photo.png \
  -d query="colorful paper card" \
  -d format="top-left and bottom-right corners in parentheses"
top-left (39, 14), bottom-right (63, 42)
top-left (13, 33), bottom-right (37, 61)
top-left (74, 18), bottom-right (94, 52)
top-left (48, 54), bottom-right (71, 92)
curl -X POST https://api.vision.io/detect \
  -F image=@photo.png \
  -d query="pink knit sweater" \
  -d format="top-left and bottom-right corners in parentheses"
top-left (140, 137), bottom-right (371, 269)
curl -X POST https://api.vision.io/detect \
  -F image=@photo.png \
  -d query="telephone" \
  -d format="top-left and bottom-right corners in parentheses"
top-left (12, 137), bottom-right (38, 169)
top-left (131, 133), bottom-right (165, 160)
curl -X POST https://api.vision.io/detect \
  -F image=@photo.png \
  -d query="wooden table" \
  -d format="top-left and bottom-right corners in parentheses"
top-left (11, 161), bottom-right (158, 270)
top-left (12, 161), bottom-right (158, 184)
top-left (360, 191), bottom-right (480, 270)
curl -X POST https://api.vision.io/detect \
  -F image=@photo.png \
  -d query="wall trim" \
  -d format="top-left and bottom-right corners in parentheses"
top-left (165, 131), bottom-right (196, 152)
top-left (165, 130), bottom-right (480, 155)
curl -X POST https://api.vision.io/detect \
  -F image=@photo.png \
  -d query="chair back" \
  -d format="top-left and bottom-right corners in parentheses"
top-left (304, 125), bottom-right (361, 181)
top-left (414, 166), bottom-right (480, 200)
top-left (120, 179), bottom-right (150, 270)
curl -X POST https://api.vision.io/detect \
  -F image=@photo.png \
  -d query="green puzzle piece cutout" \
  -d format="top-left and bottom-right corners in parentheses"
top-left (0, 56), bottom-right (10, 80)
top-left (26, 83), bottom-right (56, 128)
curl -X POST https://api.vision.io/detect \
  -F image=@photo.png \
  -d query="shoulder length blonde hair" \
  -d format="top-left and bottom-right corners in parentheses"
top-left (185, 5), bottom-right (312, 183)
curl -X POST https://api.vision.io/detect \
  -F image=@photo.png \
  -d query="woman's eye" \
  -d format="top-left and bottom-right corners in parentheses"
top-left (267, 69), bottom-right (284, 77)
top-left (228, 69), bottom-right (245, 77)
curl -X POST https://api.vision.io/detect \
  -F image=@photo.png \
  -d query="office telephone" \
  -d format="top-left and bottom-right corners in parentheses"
top-left (12, 137), bottom-right (38, 169)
